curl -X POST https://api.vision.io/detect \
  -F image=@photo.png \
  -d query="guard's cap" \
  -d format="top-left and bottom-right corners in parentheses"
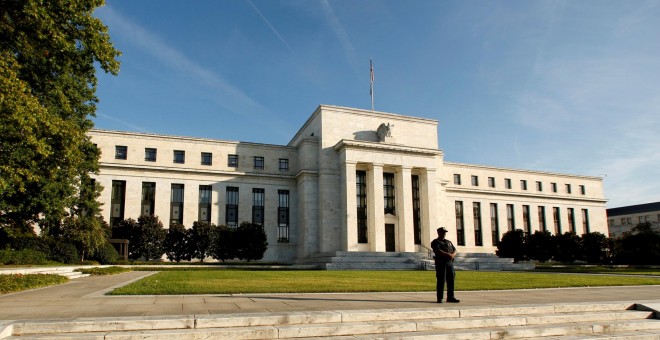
top-left (437, 227), bottom-right (448, 233)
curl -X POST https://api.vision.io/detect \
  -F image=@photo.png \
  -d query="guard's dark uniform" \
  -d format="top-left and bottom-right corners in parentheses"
top-left (431, 238), bottom-right (457, 303)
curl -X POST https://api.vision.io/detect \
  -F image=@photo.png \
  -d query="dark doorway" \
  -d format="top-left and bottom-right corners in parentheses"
top-left (385, 224), bottom-right (395, 252)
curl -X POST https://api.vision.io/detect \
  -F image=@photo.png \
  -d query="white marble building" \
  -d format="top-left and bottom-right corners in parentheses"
top-left (90, 105), bottom-right (608, 262)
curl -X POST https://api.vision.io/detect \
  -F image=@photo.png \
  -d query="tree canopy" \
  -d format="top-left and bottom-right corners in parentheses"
top-left (0, 0), bottom-right (120, 234)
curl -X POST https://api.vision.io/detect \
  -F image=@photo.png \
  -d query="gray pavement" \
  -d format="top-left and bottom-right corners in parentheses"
top-left (1, 271), bottom-right (660, 321)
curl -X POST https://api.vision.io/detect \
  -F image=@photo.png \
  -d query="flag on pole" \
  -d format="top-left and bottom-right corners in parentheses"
top-left (370, 59), bottom-right (374, 111)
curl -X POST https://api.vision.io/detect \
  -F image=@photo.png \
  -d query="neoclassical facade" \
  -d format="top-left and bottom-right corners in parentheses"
top-left (90, 105), bottom-right (608, 262)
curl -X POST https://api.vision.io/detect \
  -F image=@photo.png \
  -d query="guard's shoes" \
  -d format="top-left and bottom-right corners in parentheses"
top-left (447, 298), bottom-right (460, 303)
top-left (437, 300), bottom-right (443, 303)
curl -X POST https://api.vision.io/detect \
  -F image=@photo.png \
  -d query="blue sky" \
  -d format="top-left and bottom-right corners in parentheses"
top-left (93, 1), bottom-right (660, 209)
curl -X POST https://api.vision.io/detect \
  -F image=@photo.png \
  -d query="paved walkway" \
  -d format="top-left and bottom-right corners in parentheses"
top-left (1, 271), bottom-right (660, 321)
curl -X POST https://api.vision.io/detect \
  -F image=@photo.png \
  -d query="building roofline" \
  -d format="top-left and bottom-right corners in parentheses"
top-left (607, 201), bottom-right (660, 216)
top-left (443, 161), bottom-right (604, 180)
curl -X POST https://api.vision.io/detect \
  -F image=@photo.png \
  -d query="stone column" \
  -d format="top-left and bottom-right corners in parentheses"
top-left (420, 168), bottom-right (438, 248)
top-left (341, 161), bottom-right (358, 251)
top-left (367, 163), bottom-right (385, 252)
top-left (396, 166), bottom-right (415, 252)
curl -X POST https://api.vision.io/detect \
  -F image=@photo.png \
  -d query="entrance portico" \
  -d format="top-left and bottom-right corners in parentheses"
top-left (336, 139), bottom-right (442, 254)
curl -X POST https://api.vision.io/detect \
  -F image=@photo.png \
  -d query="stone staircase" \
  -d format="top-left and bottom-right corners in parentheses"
top-left (3, 302), bottom-right (659, 339)
top-left (298, 251), bottom-right (534, 271)
top-left (299, 251), bottom-right (425, 270)
top-left (0, 266), bottom-right (90, 279)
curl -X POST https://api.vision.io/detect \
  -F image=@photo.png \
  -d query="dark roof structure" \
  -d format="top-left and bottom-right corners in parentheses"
top-left (607, 202), bottom-right (660, 217)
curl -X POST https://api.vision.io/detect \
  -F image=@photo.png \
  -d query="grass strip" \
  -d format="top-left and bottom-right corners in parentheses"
top-left (0, 274), bottom-right (68, 294)
top-left (109, 270), bottom-right (660, 295)
top-left (76, 266), bottom-right (132, 276)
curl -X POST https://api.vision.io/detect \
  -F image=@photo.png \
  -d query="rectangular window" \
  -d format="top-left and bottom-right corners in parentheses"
top-left (505, 178), bottom-right (512, 189)
top-left (110, 180), bottom-right (126, 227)
top-left (521, 180), bottom-right (527, 190)
top-left (254, 156), bottom-right (264, 169)
top-left (627, 217), bottom-right (632, 224)
top-left (252, 188), bottom-right (265, 225)
top-left (225, 186), bottom-right (239, 227)
top-left (473, 202), bottom-right (483, 246)
top-left (506, 204), bottom-right (515, 231)
top-left (383, 173), bottom-right (395, 215)
top-left (141, 182), bottom-right (156, 217)
top-left (538, 206), bottom-right (547, 232)
top-left (551, 182), bottom-right (558, 193)
top-left (488, 177), bottom-right (495, 188)
top-left (412, 175), bottom-right (421, 245)
top-left (523, 205), bottom-right (531, 234)
top-left (621, 217), bottom-right (626, 225)
top-left (115, 145), bottom-right (127, 160)
top-left (536, 181), bottom-right (543, 192)
top-left (278, 190), bottom-right (290, 242)
top-left (356, 171), bottom-right (368, 243)
top-left (471, 175), bottom-right (479, 186)
top-left (145, 148), bottom-right (157, 162)
top-left (582, 209), bottom-right (590, 234)
top-left (579, 185), bottom-right (586, 195)
top-left (279, 158), bottom-right (289, 171)
top-left (201, 152), bottom-right (212, 166)
top-left (567, 208), bottom-right (575, 233)
top-left (173, 150), bottom-right (185, 164)
top-left (566, 184), bottom-right (572, 194)
top-left (170, 184), bottom-right (184, 225)
top-left (455, 201), bottom-right (465, 246)
top-left (453, 174), bottom-right (461, 185)
top-left (490, 203), bottom-right (499, 246)
top-left (228, 154), bottom-right (239, 167)
top-left (198, 185), bottom-right (212, 223)
top-left (553, 207), bottom-right (561, 234)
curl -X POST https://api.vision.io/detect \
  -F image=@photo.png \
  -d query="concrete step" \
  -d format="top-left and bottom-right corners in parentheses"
top-left (5, 302), bottom-right (659, 339)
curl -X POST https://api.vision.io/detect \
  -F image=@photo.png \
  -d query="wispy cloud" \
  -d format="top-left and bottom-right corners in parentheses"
top-left (319, 0), bottom-right (360, 77)
top-left (246, 0), bottom-right (293, 53)
top-left (97, 5), bottom-right (293, 141)
top-left (95, 112), bottom-right (150, 133)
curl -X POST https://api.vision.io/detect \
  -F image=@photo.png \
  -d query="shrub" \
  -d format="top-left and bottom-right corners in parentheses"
top-left (581, 232), bottom-right (608, 263)
top-left (552, 232), bottom-right (581, 263)
top-left (189, 221), bottom-right (214, 262)
top-left (210, 225), bottom-right (236, 262)
top-left (164, 224), bottom-right (192, 262)
top-left (0, 248), bottom-right (48, 265)
top-left (137, 215), bottom-right (166, 261)
top-left (92, 242), bottom-right (120, 264)
top-left (613, 222), bottom-right (660, 265)
top-left (527, 230), bottom-right (554, 263)
top-left (496, 229), bottom-right (526, 263)
top-left (10, 236), bottom-right (51, 257)
top-left (48, 240), bottom-right (80, 264)
top-left (235, 222), bottom-right (268, 262)
top-left (59, 215), bottom-right (109, 261)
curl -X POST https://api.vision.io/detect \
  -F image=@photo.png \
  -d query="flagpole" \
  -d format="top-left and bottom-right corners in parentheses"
top-left (370, 59), bottom-right (374, 111)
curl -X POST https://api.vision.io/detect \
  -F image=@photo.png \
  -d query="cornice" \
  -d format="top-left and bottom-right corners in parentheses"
top-left (99, 162), bottom-right (295, 180)
top-left (445, 187), bottom-right (608, 203)
top-left (333, 139), bottom-right (443, 157)
top-left (443, 161), bottom-right (604, 181)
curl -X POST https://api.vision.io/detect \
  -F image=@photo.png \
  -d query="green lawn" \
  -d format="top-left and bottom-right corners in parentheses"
top-left (0, 274), bottom-right (68, 294)
top-left (109, 270), bottom-right (660, 295)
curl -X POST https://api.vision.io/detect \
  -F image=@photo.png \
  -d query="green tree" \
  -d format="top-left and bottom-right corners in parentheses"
top-left (527, 230), bottom-right (554, 263)
top-left (59, 215), bottom-right (108, 261)
top-left (580, 232), bottom-right (608, 264)
top-left (496, 229), bottom-right (526, 263)
top-left (552, 232), bottom-right (581, 263)
top-left (614, 222), bottom-right (660, 265)
top-left (235, 222), bottom-right (268, 262)
top-left (210, 225), bottom-right (236, 262)
top-left (164, 223), bottom-right (191, 262)
top-left (189, 221), bottom-right (214, 262)
top-left (134, 215), bottom-right (165, 261)
top-left (0, 0), bottom-right (120, 235)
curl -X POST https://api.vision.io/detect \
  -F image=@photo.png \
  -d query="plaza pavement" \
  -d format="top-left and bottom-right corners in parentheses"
top-left (1, 271), bottom-right (660, 321)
